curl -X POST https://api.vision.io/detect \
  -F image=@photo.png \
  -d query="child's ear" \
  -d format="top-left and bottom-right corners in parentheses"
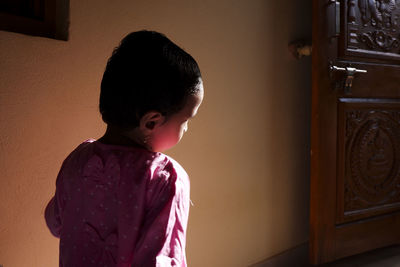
top-left (139, 111), bottom-right (165, 134)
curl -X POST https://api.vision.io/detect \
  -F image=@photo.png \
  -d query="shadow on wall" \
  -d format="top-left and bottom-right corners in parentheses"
top-left (264, 0), bottom-right (312, 263)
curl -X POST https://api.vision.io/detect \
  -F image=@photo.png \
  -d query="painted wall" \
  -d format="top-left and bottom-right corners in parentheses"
top-left (0, 0), bottom-right (311, 266)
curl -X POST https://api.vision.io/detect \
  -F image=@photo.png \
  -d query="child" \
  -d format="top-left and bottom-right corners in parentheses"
top-left (45, 30), bottom-right (203, 267)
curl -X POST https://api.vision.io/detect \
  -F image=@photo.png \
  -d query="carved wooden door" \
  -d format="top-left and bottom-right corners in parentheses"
top-left (310, 0), bottom-right (400, 264)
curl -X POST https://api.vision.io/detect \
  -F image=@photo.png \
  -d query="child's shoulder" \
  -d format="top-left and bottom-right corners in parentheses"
top-left (150, 152), bottom-right (188, 178)
top-left (64, 139), bottom-right (188, 179)
top-left (148, 153), bottom-right (190, 193)
top-left (155, 152), bottom-right (186, 173)
top-left (61, 139), bottom-right (96, 163)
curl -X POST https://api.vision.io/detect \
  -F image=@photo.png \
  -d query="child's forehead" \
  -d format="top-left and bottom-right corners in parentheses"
top-left (185, 92), bottom-right (203, 118)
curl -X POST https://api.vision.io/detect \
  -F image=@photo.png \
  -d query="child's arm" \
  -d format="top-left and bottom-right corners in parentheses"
top-left (44, 196), bottom-right (62, 237)
top-left (44, 158), bottom-right (70, 238)
top-left (154, 177), bottom-right (190, 267)
top-left (131, 160), bottom-right (190, 267)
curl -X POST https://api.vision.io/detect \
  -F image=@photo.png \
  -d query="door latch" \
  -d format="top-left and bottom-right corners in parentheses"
top-left (329, 63), bottom-right (367, 94)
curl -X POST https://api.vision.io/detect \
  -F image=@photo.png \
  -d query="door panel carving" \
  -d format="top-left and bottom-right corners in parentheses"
top-left (337, 99), bottom-right (400, 223)
top-left (343, 0), bottom-right (400, 60)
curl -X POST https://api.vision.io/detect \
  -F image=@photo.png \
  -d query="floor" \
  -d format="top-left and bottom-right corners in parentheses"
top-left (321, 245), bottom-right (400, 267)
top-left (251, 243), bottom-right (400, 267)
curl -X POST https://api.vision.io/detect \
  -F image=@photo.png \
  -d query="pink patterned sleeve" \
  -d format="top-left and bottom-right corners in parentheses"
top-left (45, 196), bottom-right (61, 237)
top-left (44, 146), bottom-right (78, 239)
top-left (45, 164), bottom-right (68, 238)
top-left (132, 159), bottom-right (191, 267)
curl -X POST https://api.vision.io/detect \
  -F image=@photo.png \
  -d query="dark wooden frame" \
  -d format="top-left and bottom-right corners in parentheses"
top-left (0, 0), bottom-right (69, 41)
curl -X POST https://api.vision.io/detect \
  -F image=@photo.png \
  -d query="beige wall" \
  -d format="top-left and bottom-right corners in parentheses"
top-left (0, 0), bottom-right (311, 266)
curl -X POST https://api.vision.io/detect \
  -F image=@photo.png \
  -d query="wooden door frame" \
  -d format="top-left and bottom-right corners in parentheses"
top-left (310, 0), bottom-right (339, 264)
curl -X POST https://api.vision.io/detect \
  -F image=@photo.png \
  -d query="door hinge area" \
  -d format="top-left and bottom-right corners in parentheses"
top-left (329, 0), bottom-right (341, 37)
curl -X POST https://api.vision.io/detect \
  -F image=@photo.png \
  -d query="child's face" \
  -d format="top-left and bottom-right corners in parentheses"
top-left (149, 81), bottom-right (204, 152)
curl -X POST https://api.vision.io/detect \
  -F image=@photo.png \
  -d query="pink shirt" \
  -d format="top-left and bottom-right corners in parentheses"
top-left (45, 139), bottom-right (190, 267)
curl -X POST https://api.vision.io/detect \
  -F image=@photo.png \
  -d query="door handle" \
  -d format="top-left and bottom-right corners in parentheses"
top-left (329, 64), bottom-right (367, 94)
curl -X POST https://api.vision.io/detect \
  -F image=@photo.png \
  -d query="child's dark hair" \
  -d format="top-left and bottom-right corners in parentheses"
top-left (99, 30), bottom-right (202, 129)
